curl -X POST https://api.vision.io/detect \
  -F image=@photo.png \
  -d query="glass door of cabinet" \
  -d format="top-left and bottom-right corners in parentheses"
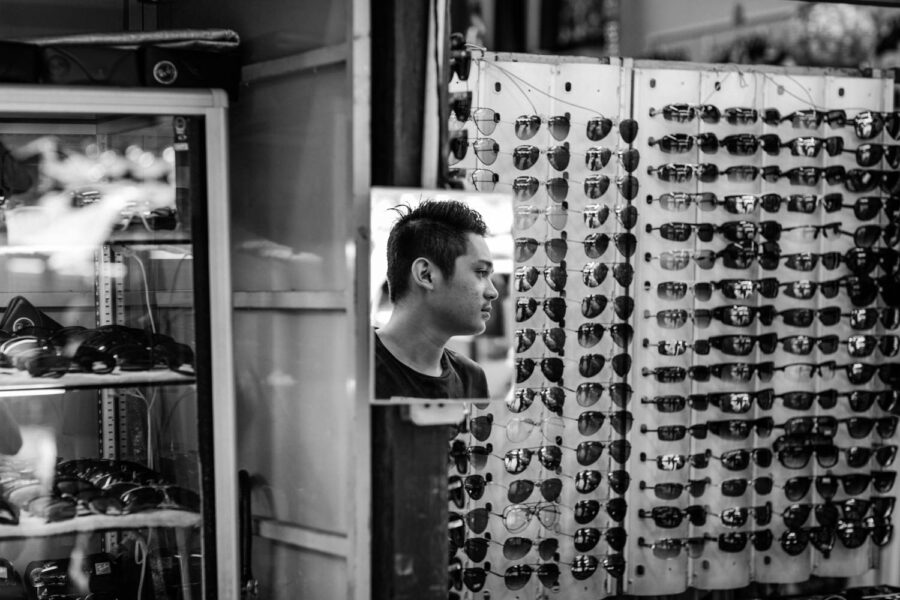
top-left (0, 85), bottom-right (237, 600)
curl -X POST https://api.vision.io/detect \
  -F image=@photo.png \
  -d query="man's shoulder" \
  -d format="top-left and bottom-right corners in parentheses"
top-left (443, 346), bottom-right (487, 376)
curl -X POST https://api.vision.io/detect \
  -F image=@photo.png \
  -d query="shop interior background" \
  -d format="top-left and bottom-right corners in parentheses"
top-left (4, 1), bottom-right (900, 599)
top-left (450, 0), bottom-right (900, 76)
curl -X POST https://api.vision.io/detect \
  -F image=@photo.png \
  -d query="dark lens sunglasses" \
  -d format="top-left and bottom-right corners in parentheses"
top-left (649, 103), bottom-right (720, 123)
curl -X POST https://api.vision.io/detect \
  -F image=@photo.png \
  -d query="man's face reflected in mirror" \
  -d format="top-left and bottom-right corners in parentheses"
top-left (425, 232), bottom-right (499, 338)
top-left (371, 195), bottom-right (512, 402)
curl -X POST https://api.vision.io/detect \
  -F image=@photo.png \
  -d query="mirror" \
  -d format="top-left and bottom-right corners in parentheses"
top-left (370, 186), bottom-right (513, 404)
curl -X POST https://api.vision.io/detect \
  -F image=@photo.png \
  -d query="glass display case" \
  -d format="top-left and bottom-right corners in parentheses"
top-left (0, 85), bottom-right (237, 599)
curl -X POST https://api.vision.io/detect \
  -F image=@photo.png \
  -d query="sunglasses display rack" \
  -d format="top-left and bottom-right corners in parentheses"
top-left (631, 64), bottom-right (898, 595)
top-left (446, 53), bottom-right (900, 599)
top-left (448, 54), bottom-right (636, 600)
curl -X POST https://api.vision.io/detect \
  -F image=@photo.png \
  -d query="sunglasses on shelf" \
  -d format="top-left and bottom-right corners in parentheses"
top-left (449, 98), bottom-right (500, 133)
top-left (637, 536), bottom-right (701, 559)
top-left (781, 476), bottom-right (895, 503)
top-left (710, 448), bottom-right (773, 471)
top-left (639, 477), bottom-right (711, 500)
top-left (468, 413), bottom-right (566, 443)
top-left (503, 446), bottom-right (565, 475)
top-left (511, 113), bottom-right (573, 141)
top-left (757, 165), bottom-right (846, 186)
top-left (516, 354), bottom-right (615, 383)
top-left (567, 468), bottom-right (631, 495)
top-left (514, 296), bottom-right (567, 321)
top-left (843, 334), bottom-right (900, 358)
top-left (504, 477), bottom-right (564, 503)
top-left (456, 562), bottom-right (561, 592)
top-left (464, 169), bottom-right (571, 202)
top-left (640, 450), bottom-right (712, 471)
top-left (515, 323), bottom-right (633, 353)
top-left (708, 503), bottom-right (773, 528)
top-left (675, 305), bottom-right (778, 328)
top-left (453, 534), bottom-right (549, 563)
top-left (838, 247), bottom-right (899, 275)
top-left (638, 505), bottom-right (707, 528)
top-left (573, 381), bottom-right (633, 408)
top-left (579, 261), bottom-right (635, 288)
top-left (843, 169), bottom-right (900, 194)
top-left (448, 473), bottom-right (492, 507)
top-left (835, 517), bottom-right (894, 549)
top-left (457, 112), bottom-right (616, 143)
top-left (562, 410), bottom-right (634, 437)
top-left (584, 146), bottom-right (641, 172)
top-left (775, 334), bottom-right (839, 355)
top-left (717, 476), bottom-right (774, 497)
top-left (846, 307), bottom-right (900, 330)
top-left (646, 388), bottom-right (874, 415)
top-left (514, 294), bottom-right (633, 325)
top-left (536, 175), bottom-right (612, 203)
top-left (773, 443), bottom-right (845, 470)
top-left (647, 104), bottom-right (773, 125)
top-left (649, 132), bottom-right (844, 158)
top-left (643, 333), bottom-right (777, 357)
top-left (695, 192), bottom-right (900, 221)
top-left (507, 386), bottom-right (567, 414)
top-left (514, 233), bottom-right (638, 262)
top-left (691, 390), bottom-right (775, 413)
top-left (642, 417), bottom-right (774, 441)
top-left (638, 530), bottom-right (774, 558)
top-left (644, 241), bottom-right (763, 270)
top-left (697, 393), bottom-right (772, 417)
top-left (843, 110), bottom-right (900, 140)
top-left (770, 108), bottom-right (849, 129)
top-left (486, 534), bottom-right (559, 562)
top-left (448, 134), bottom-right (502, 167)
top-left (646, 162), bottom-right (771, 184)
top-left (515, 202), bottom-right (571, 231)
top-left (842, 142), bottom-right (900, 168)
top-left (511, 143), bottom-right (572, 171)
top-left (561, 439), bottom-right (633, 467)
top-left (778, 528), bottom-right (835, 557)
top-left (757, 250), bottom-right (844, 273)
top-left (559, 525), bottom-right (628, 553)
top-left (641, 361), bottom-right (775, 383)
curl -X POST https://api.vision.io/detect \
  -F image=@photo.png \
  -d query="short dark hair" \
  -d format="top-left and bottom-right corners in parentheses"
top-left (385, 199), bottom-right (488, 303)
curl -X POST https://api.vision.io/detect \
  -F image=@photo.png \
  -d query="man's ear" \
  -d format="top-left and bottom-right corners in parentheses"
top-left (410, 257), bottom-right (436, 291)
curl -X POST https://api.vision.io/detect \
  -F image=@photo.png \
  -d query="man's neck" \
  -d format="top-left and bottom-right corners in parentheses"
top-left (378, 309), bottom-right (449, 377)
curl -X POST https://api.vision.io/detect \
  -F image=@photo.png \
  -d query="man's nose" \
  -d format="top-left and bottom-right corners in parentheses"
top-left (485, 277), bottom-right (500, 300)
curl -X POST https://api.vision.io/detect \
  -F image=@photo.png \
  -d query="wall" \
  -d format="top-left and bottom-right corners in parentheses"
top-left (619, 0), bottom-right (794, 58)
top-left (165, 1), bottom-right (366, 599)
top-left (0, 0), bottom-right (365, 598)
top-left (0, 0), bottom-right (123, 37)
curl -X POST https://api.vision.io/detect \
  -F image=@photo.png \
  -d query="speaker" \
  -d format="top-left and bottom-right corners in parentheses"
top-left (0, 42), bottom-right (39, 84)
top-left (39, 45), bottom-right (141, 86)
top-left (141, 45), bottom-right (240, 99)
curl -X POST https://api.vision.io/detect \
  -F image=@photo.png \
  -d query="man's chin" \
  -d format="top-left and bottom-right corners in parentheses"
top-left (468, 322), bottom-right (487, 336)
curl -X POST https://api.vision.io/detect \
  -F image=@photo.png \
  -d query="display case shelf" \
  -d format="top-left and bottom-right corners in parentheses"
top-left (0, 235), bottom-right (193, 255)
top-left (0, 368), bottom-right (195, 392)
top-left (0, 84), bottom-right (236, 598)
top-left (0, 509), bottom-right (201, 539)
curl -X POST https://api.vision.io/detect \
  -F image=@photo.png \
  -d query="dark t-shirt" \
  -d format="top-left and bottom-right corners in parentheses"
top-left (374, 330), bottom-right (489, 400)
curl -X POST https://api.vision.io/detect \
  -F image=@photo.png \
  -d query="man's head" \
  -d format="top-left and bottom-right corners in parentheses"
top-left (385, 199), bottom-right (498, 335)
top-left (386, 199), bottom-right (489, 302)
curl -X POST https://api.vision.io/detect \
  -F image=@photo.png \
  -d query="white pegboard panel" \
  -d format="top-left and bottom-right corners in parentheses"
top-left (448, 52), bottom-right (635, 600)
top-left (629, 62), bottom-right (897, 595)
top-left (447, 55), bottom-right (899, 599)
